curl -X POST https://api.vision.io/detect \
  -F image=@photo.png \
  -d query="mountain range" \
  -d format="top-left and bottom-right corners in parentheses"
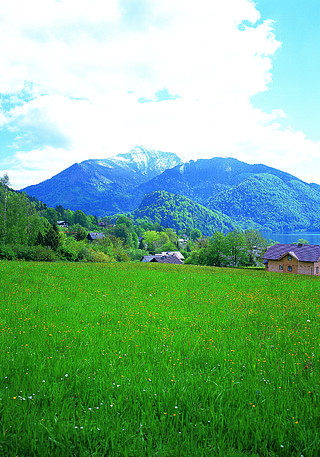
top-left (21, 146), bottom-right (320, 233)
top-left (22, 146), bottom-right (182, 215)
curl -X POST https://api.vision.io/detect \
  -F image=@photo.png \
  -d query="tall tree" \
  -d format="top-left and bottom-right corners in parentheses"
top-left (44, 226), bottom-right (60, 250)
top-left (55, 205), bottom-right (65, 220)
top-left (116, 215), bottom-right (134, 231)
top-left (42, 207), bottom-right (58, 225)
top-left (73, 224), bottom-right (87, 241)
top-left (207, 231), bottom-right (226, 266)
top-left (225, 230), bottom-right (247, 267)
top-left (190, 228), bottom-right (202, 241)
top-left (243, 229), bottom-right (267, 266)
top-left (27, 214), bottom-right (50, 246)
top-left (74, 209), bottom-right (88, 227)
top-left (0, 174), bottom-right (10, 244)
top-left (35, 230), bottom-right (45, 246)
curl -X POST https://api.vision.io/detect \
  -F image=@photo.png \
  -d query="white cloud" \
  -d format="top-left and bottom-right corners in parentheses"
top-left (0, 0), bottom-right (319, 189)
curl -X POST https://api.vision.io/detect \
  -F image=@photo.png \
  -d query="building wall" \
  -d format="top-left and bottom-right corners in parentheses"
top-left (266, 257), bottom-right (320, 275)
top-left (267, 258), bottom-right (298, 274)
top-left (297, 262), bottom-right (318, 276)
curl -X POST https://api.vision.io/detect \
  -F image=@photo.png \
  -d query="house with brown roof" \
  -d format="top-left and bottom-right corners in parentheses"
top-left (263, 243), bottom-right (320, 276)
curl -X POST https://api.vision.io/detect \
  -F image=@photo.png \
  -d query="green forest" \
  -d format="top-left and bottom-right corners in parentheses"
top-left (0, 174), bottom-right (275, 267)
top-left (133, 191), bottom-right (238, 235)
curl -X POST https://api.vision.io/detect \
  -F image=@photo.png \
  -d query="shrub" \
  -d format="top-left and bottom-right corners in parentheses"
top-left (34, 246), bottom-right (57, 261)
top-left (77, 247), bottom-right (93, 262)
top-left (89, 250), bottom-right (115, 263)
top-left (126, 248), bottom-right (148, 261)
top-left (0, 244), bottom-right (16, 260)
top-left (14, 245), bottom-right (37, 261)
top-left (0, 244), bottom-right (57, 261)
top-left (77, 247), bottom-right (115, 263)
top-left (57, 244), bottom-right (79, 261)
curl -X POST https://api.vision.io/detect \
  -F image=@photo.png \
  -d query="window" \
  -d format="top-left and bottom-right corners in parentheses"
top-left (279, 265), bottom-right (283, 270)
top-left (288, 266), bottom-right (293, 272)
top-left (317, 267), bottom-right (319, 274)
top-left (288, 255), bottom-right (292, 261)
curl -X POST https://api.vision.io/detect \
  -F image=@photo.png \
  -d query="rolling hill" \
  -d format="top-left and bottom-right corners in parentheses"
top-left (132, 191), bottom-right (238, 235)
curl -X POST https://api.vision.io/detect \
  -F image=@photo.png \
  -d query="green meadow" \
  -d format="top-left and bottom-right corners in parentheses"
top-left (0, 261), bottom-right (319, 457)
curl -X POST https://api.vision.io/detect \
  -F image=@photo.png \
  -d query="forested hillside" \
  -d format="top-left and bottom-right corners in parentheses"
top-left (132, 191), bottom-right (238, 235)
top-left (138, 157), bottom-right (320, 231)
top-left (207, 174), bottom-right (320, 231)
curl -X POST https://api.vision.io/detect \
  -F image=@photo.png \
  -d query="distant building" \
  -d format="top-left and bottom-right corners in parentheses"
top-left (141, 254), bottom-right (183, 265)
top-left (178, 238), bottom-right (188, 248)
top-left (57, 221), bottom-right (69, 228)
top-left (87, 232), bottom-right (105, 242)
top-left (263, 243), bottom-right (320, 275)
top-left (160, 251), bottom-right (185, 261)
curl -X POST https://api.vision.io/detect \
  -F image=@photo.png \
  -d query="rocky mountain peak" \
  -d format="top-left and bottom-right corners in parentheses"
top-left (108, 145), bottom-right (182, 178)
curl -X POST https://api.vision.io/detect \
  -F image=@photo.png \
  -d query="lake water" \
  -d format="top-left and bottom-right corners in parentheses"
top-left (260, 232), bottom-right (320, 245)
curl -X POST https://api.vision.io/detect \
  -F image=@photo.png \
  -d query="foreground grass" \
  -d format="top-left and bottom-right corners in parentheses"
top-left (0, 261), bottom-right (319, 456)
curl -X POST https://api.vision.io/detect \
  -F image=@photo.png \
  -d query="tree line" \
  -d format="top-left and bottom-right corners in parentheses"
top-left (184, 229), bottom-right (268, 267)
top-left (1, 174), bottom-right (270, 265)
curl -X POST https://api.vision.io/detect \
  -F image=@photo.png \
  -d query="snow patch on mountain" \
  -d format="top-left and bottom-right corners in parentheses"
top-left (107, 145), bottom-right (182, 179)
top-left (97, 161), bottom-right (114, 168)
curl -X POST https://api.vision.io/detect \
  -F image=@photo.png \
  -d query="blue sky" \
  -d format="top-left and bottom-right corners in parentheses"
top-left (254, 0), bottom-right (320, 140)
top-left (0, 0), bottom-right (319, 189)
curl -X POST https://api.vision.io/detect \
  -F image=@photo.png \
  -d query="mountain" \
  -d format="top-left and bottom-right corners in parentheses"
top-left (206, 173), bottom-right (320, 231)
top-left (137, 157), bottom-right (320, 231)
top-left (132, 191), bottom-right (238, 235)
top-left (137, 157), bottom-right (300, 204)
top-left (21, 146), bottom-right (182, 215)
top-left (21, 149), bottom-right (320, 232)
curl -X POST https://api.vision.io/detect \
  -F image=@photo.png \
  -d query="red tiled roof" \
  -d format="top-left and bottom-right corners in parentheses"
top-left (263, 244), bottom-right (320, 263)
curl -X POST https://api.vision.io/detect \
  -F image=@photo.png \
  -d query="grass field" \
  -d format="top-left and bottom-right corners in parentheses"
top-left (0, 261), bottom-right (319, 457)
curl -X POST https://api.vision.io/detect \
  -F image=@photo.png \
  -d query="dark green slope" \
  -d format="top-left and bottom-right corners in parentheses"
top-left (207, 174), bottom-right (320, 231)
top-left (138, 157), bottom-right (320, 231)
top-left (132, 191), bottom-right (238, 235)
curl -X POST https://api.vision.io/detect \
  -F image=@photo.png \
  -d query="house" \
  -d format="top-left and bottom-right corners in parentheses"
top-left (87, 232), bottom-right (105, 242)
top-left (263, 243), bottom-right (320, 276)
top-left (178, 238), bottom-right (188, 248)
top-left (57, 220), bottom-right (69, 228)
top-left (160, 251), bottom-right (185, 261)
top-left (141, 254), bottom-right (183, 265)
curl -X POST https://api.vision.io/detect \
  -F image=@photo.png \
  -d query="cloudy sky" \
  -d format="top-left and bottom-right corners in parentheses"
top-left (0, 0), bottom-right (319, 189)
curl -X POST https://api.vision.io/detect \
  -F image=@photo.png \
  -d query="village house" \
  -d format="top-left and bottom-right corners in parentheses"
top-left (178, 238), bottom-right (188, 248)
top-left (141, 253), bottom-right (183, 265)
top-left (57, 220), bottom-right (69, 228)
top-left (160, 251), bottom-right (185, 261)
top-left (263, 243), bottom-right (320, 276)
top-left (87, 232), bottom-right (105, 242)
